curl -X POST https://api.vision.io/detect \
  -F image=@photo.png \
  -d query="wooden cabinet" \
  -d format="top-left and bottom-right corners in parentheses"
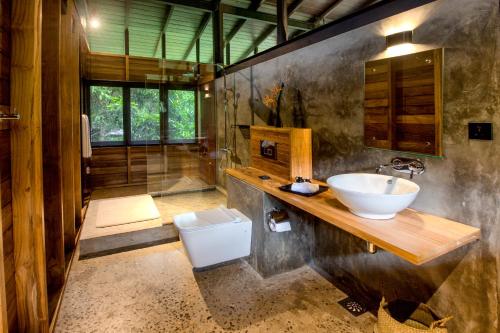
top-left (250, 126), bottom-right (312, 181)
top-left (364, 49), bottom-right (443, 156)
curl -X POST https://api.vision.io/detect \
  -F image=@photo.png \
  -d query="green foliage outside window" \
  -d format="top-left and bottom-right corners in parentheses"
top-left (131, 88), bottom-right (161, 142)
top-left (168, 90), bottom-right (195, 140)
top-left (89, 85), bottom-right (195, 144)
top-left (90, 86), bottom-right (124, 142)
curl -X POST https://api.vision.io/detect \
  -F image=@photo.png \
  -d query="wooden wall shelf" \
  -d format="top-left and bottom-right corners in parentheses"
top-left (225, 167), bottom-right (480, 265)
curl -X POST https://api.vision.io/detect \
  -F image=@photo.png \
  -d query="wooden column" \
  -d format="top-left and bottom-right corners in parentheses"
top-left (41, 0), bottom-right (65, 306)
top-left (212, 2), bottom-right (224, 66)
top-left (60, 1), bottom-right (76, 252)
top-left (0, 209), bottom-right (7, 333)
top-left (161, 33), bottom-right (166, 59)
top-left (276, 0), bottom-right (288, 44)
top-left (71, 7), bottom-right (82, 233)
top-left (195, 38), bottom-right (200, 64)
top-left (225, 43), bottom-right (230, 65)
top-left (11, 0), bottom-right (49, 331)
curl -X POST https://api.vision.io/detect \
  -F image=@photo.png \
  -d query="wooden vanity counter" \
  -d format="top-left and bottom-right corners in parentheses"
top-left (225, 167), bottom-right (480, 265)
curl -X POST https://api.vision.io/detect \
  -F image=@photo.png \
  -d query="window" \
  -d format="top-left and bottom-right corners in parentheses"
top-left (168, 90), bottom-right (196, 141)
top-left (131, 88), bottom-right (161, 143)
top-left (88, 83), bottom-right (197, 146)
top-left (90, 86), bottom-right (124, 143)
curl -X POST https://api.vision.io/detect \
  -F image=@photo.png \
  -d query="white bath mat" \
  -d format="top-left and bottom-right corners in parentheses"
top-left (90, 195), bottom-right (161, 228)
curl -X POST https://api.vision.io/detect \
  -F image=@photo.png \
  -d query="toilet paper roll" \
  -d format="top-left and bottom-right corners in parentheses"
top-left (269, 219), bottom-right (292, 232)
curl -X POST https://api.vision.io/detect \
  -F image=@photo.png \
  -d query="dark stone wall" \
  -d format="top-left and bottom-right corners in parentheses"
top-left (227, 175), bottom-right (313, 278)
top-left (217, 1), bottom-right (500, 331)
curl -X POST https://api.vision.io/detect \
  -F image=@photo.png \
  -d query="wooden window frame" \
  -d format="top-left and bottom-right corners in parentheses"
top-left (86, 80), bottom-right (199, 147)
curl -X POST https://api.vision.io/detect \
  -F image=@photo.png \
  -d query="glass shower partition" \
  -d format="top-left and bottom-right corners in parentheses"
top-left (144, 60), bottom-right (217, 200)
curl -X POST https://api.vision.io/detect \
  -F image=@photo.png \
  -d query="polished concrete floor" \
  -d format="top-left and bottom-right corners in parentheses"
top-left (55, 242), bottom-right (376, 332)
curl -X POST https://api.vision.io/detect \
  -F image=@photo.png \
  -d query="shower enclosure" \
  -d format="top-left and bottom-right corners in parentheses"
top-left (143, 61), bottom-right (217, 197)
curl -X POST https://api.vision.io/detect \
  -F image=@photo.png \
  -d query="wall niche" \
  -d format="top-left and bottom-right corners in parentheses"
top-left (364, 49), bottom-right (443, 156)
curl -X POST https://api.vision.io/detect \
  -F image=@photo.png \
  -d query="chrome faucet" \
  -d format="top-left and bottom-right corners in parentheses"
top-left (376, 157), bottom-right (425, 179)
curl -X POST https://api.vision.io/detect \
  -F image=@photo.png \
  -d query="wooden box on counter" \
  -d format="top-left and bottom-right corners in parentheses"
top-left (250, 126), bottom-right (312, 180)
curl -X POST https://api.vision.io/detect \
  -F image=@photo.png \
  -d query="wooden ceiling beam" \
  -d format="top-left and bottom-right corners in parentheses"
top-left (183, 12), bottom-right (211, 60)
top-left (313, 0), bottom-right (344, 26)
top-left (153, 5), bottom-right (173, 57)
top-left (224, 0), bottom-right (265, 47)
top-left (153, 0), bottom-right (214, 12)
top-left (238, 25), bottom-right (276, 61)
top-left (276, 0), bottom-right (288, 43)
top-left (221, 4), bottom-right (313, 30)
top-left (287, 0), bottom-right (305, 16)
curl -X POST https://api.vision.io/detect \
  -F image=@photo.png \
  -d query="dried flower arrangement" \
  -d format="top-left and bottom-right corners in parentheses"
top-left (263, 82), bottom-right (285, 127)
top-left (263, 83), bottom-right (283, 109)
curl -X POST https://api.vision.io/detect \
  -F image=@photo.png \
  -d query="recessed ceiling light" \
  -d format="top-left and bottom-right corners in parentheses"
top-left (89, 17), bottom-right (101, 29)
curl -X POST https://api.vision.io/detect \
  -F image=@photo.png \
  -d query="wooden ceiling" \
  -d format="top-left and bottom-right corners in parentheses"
top-left (83, 0), bottom-right (382, 65)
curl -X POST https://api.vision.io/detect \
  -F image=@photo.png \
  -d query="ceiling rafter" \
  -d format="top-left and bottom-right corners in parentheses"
top-left (237, 0), bottom-right (306, 62)
top-left (153, 0), bottom-right (214, 12)
top-left (287, 0), bottom-right (305, 16)
top-left (313, 0), bottom-right (344, 26)
top-left (221, 4), bottom-right (313, 30)
top-left (238, 25), bottom-right (276, 61)
top-left (224, 0), bottom-right (265, 47)
top-left (153, 5), bottom-right (174, 57)
top-left (183, 12), bottom-right (211, 60)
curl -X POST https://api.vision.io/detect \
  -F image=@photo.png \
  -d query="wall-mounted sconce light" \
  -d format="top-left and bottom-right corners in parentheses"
top-left (385, 30), bottom-right (413, 57)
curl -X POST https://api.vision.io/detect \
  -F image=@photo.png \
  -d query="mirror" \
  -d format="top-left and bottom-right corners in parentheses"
top-left (364, 49), bottom-right (443, 156)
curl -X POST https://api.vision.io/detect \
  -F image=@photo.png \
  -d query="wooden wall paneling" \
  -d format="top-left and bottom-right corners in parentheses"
top-left (0, 131), bottom-right (16, 332)
top-left (85, 52), bottom-right (214, 83)
top-left (11, 0), bottom-right (50, 330)
top-left (87, 53), bottom-right (127, 81)
top-left (60, 1), bottom-right (76, 253)
top-left (0, 0), bottom-right (17, 330)
top-left (364, 49), bottom-right (443, 156)
top-left (41, 0), bottom-right (66, 320)
top-left (90, 145), bottom-right (202, 190)
top-left (71, 5), bottom-right (82, 232)
top-left (0, 183), bottom-right (8, 333)
top-left (250, 126), bottom-right (312, 180)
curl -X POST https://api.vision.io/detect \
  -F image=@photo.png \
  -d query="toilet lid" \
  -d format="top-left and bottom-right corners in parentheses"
top-left (173, 207), bottom-right (248, 231)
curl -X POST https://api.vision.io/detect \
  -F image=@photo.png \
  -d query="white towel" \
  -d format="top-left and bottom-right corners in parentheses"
top-left (81, 114), bottom-right (92, 158)
top-left (291, 182), bottom-right (319, 194)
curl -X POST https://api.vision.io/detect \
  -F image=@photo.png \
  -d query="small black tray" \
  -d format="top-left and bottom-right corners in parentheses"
top-left (278, 184), bottom-right (329, 197)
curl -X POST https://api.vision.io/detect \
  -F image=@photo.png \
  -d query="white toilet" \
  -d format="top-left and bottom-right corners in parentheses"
top-left (173, 207), bottom-right (252, 269)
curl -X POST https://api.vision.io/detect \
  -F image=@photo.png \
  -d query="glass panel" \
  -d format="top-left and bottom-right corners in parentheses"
top-left (168, 90), bottom-right (196, 141)
top-left (89, 86), bottom-right (124, 143)
top-left (130, 88), bottom-right (161, 143)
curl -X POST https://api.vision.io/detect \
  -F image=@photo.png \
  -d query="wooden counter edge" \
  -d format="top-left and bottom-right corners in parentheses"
top-left (225, 167), bottom-right (481, 266)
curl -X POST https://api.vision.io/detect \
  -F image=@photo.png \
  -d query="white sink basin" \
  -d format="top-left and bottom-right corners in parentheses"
top-left (326, 173), bottom-right (420, 220)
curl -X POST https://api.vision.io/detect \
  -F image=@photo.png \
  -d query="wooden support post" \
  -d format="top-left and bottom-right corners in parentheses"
top-left (161, 33), bottom-right (166, 59)
top-left (0, 209), bottom-right (7, 333)
top-left (41, 0), bottom-right (66, 308)
top-left (212, 2), bottom-right (224, 67)
top-left (127, 147), bottom-right (132, 184)
top-left (60, 0), bottom-right (76, 253)
top-left (125, 28), bottom-right (130, 80)
top-left (71, 8), bottom-right (82, 232)
top-left (11, 0), bottom-right (49, 331)
top-left (195, 38), bottom-right (200, 64)
top-left (276, 0), bottom-right (288, 44)
top-left (225, 43), bottom-right (231, 65)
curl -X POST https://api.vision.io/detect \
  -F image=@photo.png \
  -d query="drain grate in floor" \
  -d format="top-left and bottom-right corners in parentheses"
top-left (338, 297), bottom-right (368, 317)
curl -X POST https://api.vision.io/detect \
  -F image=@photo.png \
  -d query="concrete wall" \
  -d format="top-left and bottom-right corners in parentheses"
top-left (216, 1), bottom-right (500, 331)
